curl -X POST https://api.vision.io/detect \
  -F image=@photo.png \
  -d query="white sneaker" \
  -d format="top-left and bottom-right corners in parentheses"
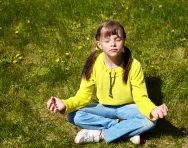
top-left (130, 135), bottom-right (140, 144)
top-left (74, 129), bottom-right (102, 144)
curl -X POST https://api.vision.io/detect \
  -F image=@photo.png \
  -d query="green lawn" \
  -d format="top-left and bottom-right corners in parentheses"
top-left (0, 0), bottom-right (187, 147)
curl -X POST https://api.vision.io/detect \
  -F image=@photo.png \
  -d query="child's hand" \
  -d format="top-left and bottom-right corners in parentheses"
top-left (150, 103), bottom-right (168, 119)
top-left (47, 97), bottom-right (66, 114)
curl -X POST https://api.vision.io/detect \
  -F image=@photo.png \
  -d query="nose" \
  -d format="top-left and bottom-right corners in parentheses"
top-left (111, 40), bottom-right (116, 47)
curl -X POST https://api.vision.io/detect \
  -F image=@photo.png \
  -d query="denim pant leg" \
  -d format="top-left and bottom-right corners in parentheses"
top-left (103, 104), bottom-right (157, 143)
top-left (67, 103), bottom-right (119, 130)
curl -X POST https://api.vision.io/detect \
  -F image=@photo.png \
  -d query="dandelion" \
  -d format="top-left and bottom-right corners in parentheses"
top-left (171, 29), bottom-right (175, 33)
top-left (65, 67), bottom-right (70, 71)
top-left (55, 58), bottom-right (61, 63)
top-left (39, 50), bottom-right (43, 53)
top-left (78, 45), bottom-right (83, 50)
top-left (16, 53), bottom-right (21, 58)
top-left (65, 52), bottom-right (70, 56)
top-left (181, 37), bottom-right (186, 41)
top-left (86, 37), bottom-right (90, 41)
top-left (18, 56), bottom-right (23, 60)
top-left (159, 5), bottom-right (162, 8)
top-left (15, 30), bottom-right (19, 34)
top-left (26, 20), bottom-right (30, 24)
top-left (13, 60), bottom-right (17, 64)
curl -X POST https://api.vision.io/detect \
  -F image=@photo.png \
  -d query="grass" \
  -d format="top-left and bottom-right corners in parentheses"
top-left (0, 0), bottom-right (188, 147)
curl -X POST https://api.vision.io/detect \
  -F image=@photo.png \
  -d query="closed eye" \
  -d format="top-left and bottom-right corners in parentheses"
top-left (116, 37), bottom-right (122, 41)
top-left (104, 40), bottom-right (110, 43)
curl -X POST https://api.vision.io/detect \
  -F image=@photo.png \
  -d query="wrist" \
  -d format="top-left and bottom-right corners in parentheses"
top-left (59, 107), bottom-right (66, 114)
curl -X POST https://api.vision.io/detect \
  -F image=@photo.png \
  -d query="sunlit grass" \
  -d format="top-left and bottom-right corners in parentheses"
top-left (0, 0), bottom-right (187, 147)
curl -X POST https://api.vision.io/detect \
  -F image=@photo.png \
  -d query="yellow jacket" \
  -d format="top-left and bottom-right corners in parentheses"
top-left (63, 52), bottom-right (156, 120)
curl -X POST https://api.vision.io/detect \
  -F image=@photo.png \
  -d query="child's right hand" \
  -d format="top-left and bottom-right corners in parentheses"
top-left (47, 97), bottom-right (66, 114)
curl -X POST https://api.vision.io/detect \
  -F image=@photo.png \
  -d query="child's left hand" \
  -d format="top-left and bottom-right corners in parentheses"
top-left (150, 103), bottom-right (168, 119)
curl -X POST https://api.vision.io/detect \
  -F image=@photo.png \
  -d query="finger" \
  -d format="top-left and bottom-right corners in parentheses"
top-left (164, 105), bottom-right (168, 112)
top-left (54, 107), bottom-right (59, 113)
top-left (50, 104), bottom-right (55, 111)
top-left (47, 99), bottom-right (52, 109)
top-left (162, 104), bottom-right (168, 112)
top-left (54, 104), bottom-right (59, 113)
top-left (51, 97), bottom-right (56, 104)
top-left (162, 108), bottom-right (168, 116)
top-left (158, 111), bottom-right (164, 118)
top-left (163, 110), bottom-right (167, 116)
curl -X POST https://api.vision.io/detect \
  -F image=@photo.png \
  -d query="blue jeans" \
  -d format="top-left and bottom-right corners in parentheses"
top-left (67, 103), bottom-right (157, 143)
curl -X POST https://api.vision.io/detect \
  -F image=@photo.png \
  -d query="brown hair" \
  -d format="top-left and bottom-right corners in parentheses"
top-left (81, 20), bottom-right (132, 83)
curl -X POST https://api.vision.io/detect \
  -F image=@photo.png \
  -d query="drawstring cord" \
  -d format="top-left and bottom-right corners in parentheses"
top-left (109, 72), bottom-right (116, 98)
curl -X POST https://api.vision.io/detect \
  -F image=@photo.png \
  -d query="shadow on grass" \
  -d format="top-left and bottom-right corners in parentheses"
top-left (141, 76), bottom-right (187, 143)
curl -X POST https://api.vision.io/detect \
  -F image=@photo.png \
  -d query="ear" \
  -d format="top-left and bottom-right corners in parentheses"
top-left (97, 41), bottom-right (102, 49)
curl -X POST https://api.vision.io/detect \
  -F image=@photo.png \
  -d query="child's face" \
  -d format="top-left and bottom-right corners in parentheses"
top-left (97, 28), bottom-right (124, 58)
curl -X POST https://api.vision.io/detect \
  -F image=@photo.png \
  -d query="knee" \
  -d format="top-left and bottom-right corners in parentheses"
top-left (67, 110), bottom-right (86, 126)
top-left (67, 111), bottom-right (76, 124)
top-left (143, 118), bottom-right (157, 131)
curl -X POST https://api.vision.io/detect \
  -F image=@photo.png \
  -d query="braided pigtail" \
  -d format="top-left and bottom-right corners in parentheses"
top-left (122, 46), bottom-right (133, 84)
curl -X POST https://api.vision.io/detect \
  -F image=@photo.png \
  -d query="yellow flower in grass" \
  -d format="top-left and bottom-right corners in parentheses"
top-left (181, 37), bottom-right (186, 41)
top-left (159, 5), bottom-right (163, 8)
top-left (78, 45), bottom-right (83, 50)
top-left (39, 50), bottom-right (43, 53)
top-left (15, 30), bottom-right (19, 34)
top-left (18, 56), bottom-right (23, 60)
top-left (26, 20), bottom-right (30, 24)
top-left (13, 60), bottom-right (18, 64)
top-left (171, 29), bottom-right (175, 33)
top-left (86, 37), bottom-right (90, 41)
top-left (55, 58), bottom-right (61, 63)
top-left (65, 52), bottom-right (70, 56)
top-left (16, 53), bottom-right (21, 58)
top-left (65, 67), bottom-right (70, 71)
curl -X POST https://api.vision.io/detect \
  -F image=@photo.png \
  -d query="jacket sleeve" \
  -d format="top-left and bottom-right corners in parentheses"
top-left (62, 76), bottom-right (95, 114)
top-left (130, 60), bottom-right (157, 120)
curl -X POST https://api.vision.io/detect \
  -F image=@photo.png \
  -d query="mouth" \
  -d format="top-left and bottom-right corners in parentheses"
top-left (110, 49), bottom-right (118, 52)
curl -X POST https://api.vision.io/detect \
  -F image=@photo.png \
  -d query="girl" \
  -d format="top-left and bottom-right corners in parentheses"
top-left (47, 20), bottom-right (168, 144)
